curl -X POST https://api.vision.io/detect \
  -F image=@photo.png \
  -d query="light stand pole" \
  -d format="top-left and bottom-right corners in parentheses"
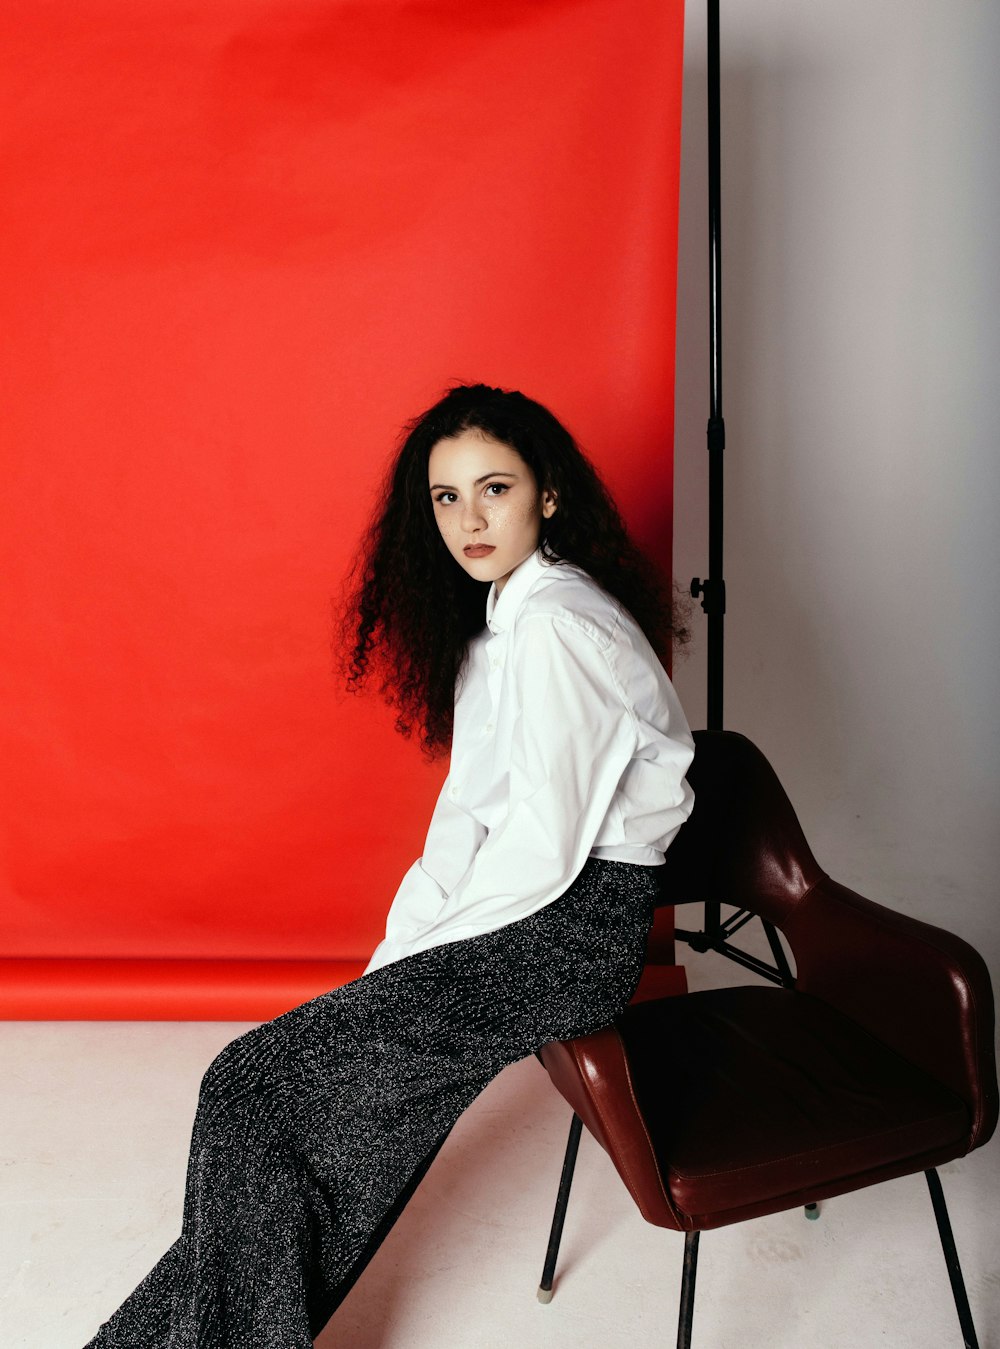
top-left (692, 0), bottom-right (726, 740)
top-left (678, 0), bottom-right (794, 988)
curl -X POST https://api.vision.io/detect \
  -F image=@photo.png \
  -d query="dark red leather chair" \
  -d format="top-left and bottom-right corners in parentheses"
top-left (536, 730), bottom-right (997, 1348)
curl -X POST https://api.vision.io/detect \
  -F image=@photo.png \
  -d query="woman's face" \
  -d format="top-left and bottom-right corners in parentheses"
top-left (428, 429), bottom-right (557, 594)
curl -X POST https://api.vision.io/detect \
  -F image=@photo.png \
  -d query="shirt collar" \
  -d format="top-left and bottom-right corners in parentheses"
top-left (485, 546), bottom-right (552, 635)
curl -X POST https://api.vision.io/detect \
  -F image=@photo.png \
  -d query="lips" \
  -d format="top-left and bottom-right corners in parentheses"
top-left (464, 544), bottom-right (495, 558)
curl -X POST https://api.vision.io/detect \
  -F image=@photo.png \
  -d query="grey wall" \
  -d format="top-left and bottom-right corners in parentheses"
top-left (672, 0), bottom-right (1000, 975)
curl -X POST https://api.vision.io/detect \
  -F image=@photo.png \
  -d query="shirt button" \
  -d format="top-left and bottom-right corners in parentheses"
top-left (447, 784), bottom-right (456, 799)
top-left (485, 721), bottom-right (495, 734)
top-left (489, 656), bottom-right (501, 670)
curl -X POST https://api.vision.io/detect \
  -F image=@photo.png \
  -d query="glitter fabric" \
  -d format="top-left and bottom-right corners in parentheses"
top-left (82, 856), bottom-right (659, 1348)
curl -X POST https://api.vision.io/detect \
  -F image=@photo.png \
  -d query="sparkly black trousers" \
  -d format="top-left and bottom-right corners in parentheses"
top-left (83, 856), bottom-right (659, 1348)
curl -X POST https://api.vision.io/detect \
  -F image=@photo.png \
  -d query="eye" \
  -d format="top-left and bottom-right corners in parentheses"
top-left (433, 491), bottom-right (457, 505)
top-left (485, 482), bottom-right (508, 496)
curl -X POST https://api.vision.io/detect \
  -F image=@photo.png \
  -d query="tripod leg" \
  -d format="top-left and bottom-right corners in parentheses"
top-left (760, 918), bottom-right (795, 986)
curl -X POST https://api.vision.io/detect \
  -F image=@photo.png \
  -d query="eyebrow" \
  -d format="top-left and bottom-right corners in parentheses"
top-left (428, 471), bottom-right (518, 491)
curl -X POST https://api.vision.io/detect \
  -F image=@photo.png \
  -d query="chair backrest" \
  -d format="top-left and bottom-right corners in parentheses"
top-left (657, 729), bottom-right (826, 927)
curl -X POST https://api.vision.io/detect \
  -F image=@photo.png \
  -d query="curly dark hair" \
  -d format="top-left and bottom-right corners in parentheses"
top-left (335, 382), bottom-right (690, 760)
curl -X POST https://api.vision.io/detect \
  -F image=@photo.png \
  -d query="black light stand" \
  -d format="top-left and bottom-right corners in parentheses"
top-left (674, 0), bottom-right (794, 989)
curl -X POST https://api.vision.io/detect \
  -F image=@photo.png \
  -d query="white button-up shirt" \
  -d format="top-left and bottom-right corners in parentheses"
top-left (363, 546), bottom-right (695, 974)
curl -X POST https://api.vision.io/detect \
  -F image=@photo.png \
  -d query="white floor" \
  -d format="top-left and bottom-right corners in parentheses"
top-left (3, 925), bottom-right (998, 1349)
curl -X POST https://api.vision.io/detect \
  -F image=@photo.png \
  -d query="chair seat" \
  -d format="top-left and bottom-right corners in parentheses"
top-left (618, 986), bottom-right (971, 1223)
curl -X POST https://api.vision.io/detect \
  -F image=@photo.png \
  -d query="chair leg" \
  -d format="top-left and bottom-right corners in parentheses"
top-left (537, 1112), bottom-right (584, 1303)
top-left (925, 1168), bottom-right (980, 1349)
top-left (677, 1230), bottom-right (700, 1349)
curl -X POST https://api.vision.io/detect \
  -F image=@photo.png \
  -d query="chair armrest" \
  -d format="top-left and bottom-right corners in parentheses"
top-left (783, 876), bottom-right (998, 1151)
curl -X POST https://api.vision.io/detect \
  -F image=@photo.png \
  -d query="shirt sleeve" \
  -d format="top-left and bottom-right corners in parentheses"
top-left (406, 613), bottom-right (640, 951)
top-left (362, 770), bottom-right (487, 974)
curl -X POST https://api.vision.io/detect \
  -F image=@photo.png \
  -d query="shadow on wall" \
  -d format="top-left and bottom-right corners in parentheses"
top-left (673, 46), bottom-right (999, 978)
top-left (673, 58), bottom-right (852, 804)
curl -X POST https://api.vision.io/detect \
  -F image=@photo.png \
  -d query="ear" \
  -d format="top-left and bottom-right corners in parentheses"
top-left (541, 489), bottom-right (558, 518)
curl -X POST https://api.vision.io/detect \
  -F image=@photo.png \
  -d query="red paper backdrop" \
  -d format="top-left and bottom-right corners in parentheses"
top-left (0, 0), bottom-right (686, 1017)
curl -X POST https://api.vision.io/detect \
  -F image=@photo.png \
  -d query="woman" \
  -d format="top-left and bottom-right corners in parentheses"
top-left (84, 382), bottom-right (695, 1347)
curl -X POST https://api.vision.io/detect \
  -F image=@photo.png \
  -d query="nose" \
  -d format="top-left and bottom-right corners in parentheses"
top-left (460, 500), bottom-right (487, 533)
